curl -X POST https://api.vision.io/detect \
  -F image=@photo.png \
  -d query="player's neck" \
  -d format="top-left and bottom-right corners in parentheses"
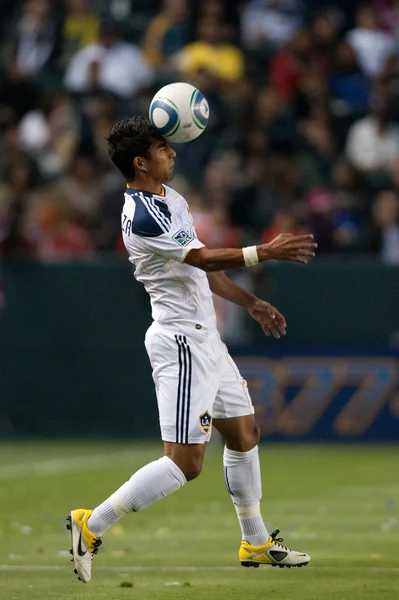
top-left (127, 177), bottom-right (163, 195)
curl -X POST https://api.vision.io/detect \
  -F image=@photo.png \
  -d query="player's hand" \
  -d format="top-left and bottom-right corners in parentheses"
top-left (259, 233), bottom-right (317, 264)
top-left (248, 299), bottom-right (287, 339)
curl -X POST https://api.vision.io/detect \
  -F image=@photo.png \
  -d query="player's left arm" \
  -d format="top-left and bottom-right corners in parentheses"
top-left (207, 271), bottom-right (286, 339)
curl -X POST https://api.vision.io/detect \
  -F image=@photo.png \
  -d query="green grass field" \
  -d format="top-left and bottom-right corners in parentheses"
top-left (0, 441), bottom-right (398, 600)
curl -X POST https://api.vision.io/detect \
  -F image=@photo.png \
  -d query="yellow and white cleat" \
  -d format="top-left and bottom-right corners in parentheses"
top-left (66, 509), bottom-right (102, 583)
top-left (239, 529), bottom-right (310, 568)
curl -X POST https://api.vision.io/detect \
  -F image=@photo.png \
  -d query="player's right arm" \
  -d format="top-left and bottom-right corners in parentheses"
top-left (184, 233), bottom-right (317, 272)
top-left (124, 194), bottom-right (316, 270)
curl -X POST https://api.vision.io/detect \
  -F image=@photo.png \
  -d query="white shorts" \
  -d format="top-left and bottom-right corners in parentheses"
top-left (144, 323), bottom-right (254, 444)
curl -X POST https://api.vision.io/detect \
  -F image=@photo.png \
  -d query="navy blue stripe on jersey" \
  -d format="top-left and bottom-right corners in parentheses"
top-left (125, 190), bottom-right (168, 237)
top-left (138, 193), bottom-right (168, 233)
top-left (150, 197), bottom-right (172, 230)
top-left (175, 335), bottom-right (192, 444)
top-left (139, 192), bottom-right (171, 234)
top-left (153, 196), bottom-right (171, 220)
top-left (139, 192), bottom-right (171, 232)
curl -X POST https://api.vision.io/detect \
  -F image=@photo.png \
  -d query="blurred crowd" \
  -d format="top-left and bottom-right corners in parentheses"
top-left (1, 0), bottom-right (399, 263)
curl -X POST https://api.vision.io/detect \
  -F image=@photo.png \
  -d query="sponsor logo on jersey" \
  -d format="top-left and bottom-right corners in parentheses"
top-left (172, 228), bottom-right (194, 247)
top-left (199, 411), bottom-right (213, 434)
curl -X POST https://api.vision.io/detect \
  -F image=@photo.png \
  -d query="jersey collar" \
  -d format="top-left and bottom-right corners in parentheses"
top-left (127, 183), bottom-right (165, 197)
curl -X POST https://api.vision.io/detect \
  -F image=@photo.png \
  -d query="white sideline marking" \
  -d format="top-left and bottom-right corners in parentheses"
top-left (0, 451), bottom-right (140, 481)
top-left (0, 565), bottom-right (399, 574)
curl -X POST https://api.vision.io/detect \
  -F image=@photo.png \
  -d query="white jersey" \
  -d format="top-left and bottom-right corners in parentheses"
top-left (121, 184), bottom-right (218, 335)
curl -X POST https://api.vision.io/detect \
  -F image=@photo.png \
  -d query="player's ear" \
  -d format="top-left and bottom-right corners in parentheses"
top-left (133, 156), bottom-right (147, 173)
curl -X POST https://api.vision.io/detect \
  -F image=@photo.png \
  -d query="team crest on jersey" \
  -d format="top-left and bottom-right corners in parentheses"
top-left (172, 228), bottom-right (194, 247)
top-left (199, 411), bottom-right (213, 434)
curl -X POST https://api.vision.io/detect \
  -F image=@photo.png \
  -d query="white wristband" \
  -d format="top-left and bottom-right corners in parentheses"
top-left (242, 245), bottom-right (259, 267)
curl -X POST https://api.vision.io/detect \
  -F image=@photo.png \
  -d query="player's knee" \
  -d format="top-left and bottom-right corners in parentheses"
top-left (245, 422), bottom-right (260, 449)
top-left (229, 423), bottom-right (260, 452)
top-left (245, 425), bottom-right (261, 450)
top-left (166, 451), bottom-right (203, 481)
top-left (183, 459), bottom-right (203, 481)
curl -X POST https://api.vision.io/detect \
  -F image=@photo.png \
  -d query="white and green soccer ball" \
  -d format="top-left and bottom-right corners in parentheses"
top-left (149, 82), bottom-right (209, 143)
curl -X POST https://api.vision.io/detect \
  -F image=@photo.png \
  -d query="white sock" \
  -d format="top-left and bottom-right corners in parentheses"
top-left (87, 456), bottom-right (186, 537)
top-left (223, 445), bottom-right (269, 546)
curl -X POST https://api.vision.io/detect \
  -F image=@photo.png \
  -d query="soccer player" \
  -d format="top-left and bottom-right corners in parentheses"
top-left (67, 117), bottom-right (317, 583)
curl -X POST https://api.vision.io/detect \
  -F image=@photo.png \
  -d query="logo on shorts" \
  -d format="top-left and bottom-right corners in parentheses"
top-left (199, 411), bottom-right (213, 434)
top-left (172, 228), bottom-right (194, 247)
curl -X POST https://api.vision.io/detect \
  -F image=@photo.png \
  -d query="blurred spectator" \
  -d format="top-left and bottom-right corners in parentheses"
top-left (255, 86), bottom-right (295, 152)
top-left (81, 93), bottom-right (119, 166)
top-left (371, 189), bottom-right (399, 262)
top-left (295, 70), bottom-right (331, 120)
top-left (234, 127), bottom-right (269, 188)
top-left (231, 154), bottom-right (303, 235)
top-left (192, 0), bottom-right (240, 29)
top-left (330, 160), bottom-right (366, 253)
top-left (15, 152), bottom-right (102, 261)
top-left (18, 91), bottom-right (80, 179)
top-left (0, 151), bottom-right (43, 258)
top-left (269, 29), bottom-right (313, 103)
top-left (221, 75), bottom-right (257, 145)
top-left (305, 189), bottom-right (363, 254)
top-left (202, 159), bottom-right (232, 209)
top-left (95, 172), bottom-right (128, 252)
top-left (177, 16), bottom-right (244, 82)
top-left (187, 190), bottom-right (215, 243)
top-left (0, 0), bottom-right (61, 116)
top-left (208, 205), bottom-right (242, 248)
top-left (295, 71), bottom-right (336, 186)
top-left (311, 8), bottom-right (341, 72)
top-left (60, 0), bottom-right (100, 66)
top-left (21, 152), bottom-right (99, 262)
top-left (187, 188), bottom-right (241, 249)
top-left (331, 157), bottom-right (368, 217)
top-left (345, 80), bottom-right (399, 175)
top-left (2, 0), bottom-right (59, 77)
top-left (34, 188), bottom-right (96, 261)
top-left (51, 153), bottom-right (104, 227)
top-left (304, 186), bottom-right (336, 252)
top-left (331, 213), bottom-right (363, 252)
top-left (255, 85), bottom-right (280, 126)
top-left (346, 5), bottom-right (394, 80)
top-left (372, 0), bottom-right (399, 36)
top-left (329, 41), bottom-right (371, 117)
top-left (142, 0), bottom-right (190, 71)
top-left (241, 0), bottom-right (302, 51)
top-left (64, 17), bottom-right (153, 98)
top-left (0, 108), bottom-right (22, 175)
top-left (261, 209), bottom-right (301, 242)
top-left (305, 159), bottom-right (369, 253)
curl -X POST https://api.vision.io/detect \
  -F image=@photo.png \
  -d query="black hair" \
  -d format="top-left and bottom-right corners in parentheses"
top-left (107, 116), bottom-right (163, 180)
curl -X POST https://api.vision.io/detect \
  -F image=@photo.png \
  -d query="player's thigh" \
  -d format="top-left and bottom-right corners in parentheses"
top-left (146, 329), bottom-right (216, 446)
top-left (213, 346), bottom-right (259, 451)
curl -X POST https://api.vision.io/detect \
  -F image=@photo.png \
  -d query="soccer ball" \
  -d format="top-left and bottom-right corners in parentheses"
top-left (149, 82), bottom-right (209, 143)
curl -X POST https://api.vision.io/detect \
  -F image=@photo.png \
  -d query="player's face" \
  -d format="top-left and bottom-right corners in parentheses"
top-left (147, 139), bottom-right (176, 182)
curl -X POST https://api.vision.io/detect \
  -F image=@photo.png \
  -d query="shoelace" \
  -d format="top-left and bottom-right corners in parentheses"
top-left (91, 538), bottom-right (102, 556)
top-left (270, 529), bottom-right (290, 551)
